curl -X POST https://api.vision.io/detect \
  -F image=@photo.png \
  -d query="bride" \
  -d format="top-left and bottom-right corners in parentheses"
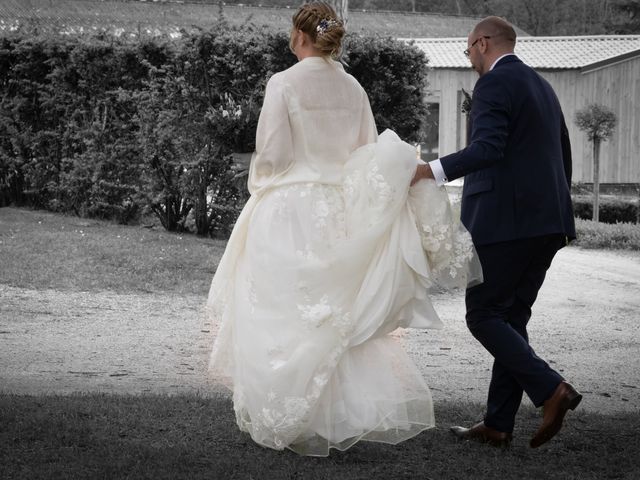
top-left (207, 2), bottom-right (480, 456)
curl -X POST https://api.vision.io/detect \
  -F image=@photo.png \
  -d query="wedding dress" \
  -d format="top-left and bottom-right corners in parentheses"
top-left (207, 57), bottom-right (480, 456)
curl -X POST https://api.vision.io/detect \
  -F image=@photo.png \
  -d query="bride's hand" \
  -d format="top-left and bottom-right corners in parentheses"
top-left (410, 164), bottom-right (434, 186)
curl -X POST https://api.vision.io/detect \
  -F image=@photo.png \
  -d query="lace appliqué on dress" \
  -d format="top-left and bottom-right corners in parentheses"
top-left (409, 179), bottom-right (481, 289)
top-left (344, 159), bottom-right (398, 231)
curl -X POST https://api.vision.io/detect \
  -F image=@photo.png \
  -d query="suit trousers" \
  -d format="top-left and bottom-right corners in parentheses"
top-left (465, 234), bottom-right (566, 433)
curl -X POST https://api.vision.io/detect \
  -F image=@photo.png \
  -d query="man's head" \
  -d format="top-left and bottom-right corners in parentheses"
top-left (465, 16), bottom-right (517, 76)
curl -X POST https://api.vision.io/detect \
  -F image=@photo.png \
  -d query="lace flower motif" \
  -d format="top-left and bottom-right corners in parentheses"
top-left (366, 163), bottom-right (395, 209)
top-left (298, 295), bottom-right (333, 328)
top-left (409, 180), bottom-right (477, 289)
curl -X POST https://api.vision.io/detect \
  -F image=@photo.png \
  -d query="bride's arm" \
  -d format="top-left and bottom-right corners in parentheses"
top-left (248, 74), bottom-right (295, 194)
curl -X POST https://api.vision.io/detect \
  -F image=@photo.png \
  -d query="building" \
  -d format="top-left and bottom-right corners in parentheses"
top-left (407, 35), bottom-right (640, 185)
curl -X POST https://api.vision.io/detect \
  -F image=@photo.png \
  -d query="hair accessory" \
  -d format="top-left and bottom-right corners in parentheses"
top-left (316, 18), bottom-right (340, 36)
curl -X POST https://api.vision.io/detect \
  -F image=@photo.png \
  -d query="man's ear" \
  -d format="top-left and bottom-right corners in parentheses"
top-left (480, 37), bottom-right (489, 54)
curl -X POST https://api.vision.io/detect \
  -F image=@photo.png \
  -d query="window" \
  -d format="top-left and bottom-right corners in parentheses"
top-left (420, 101), bottom-right (440, 161)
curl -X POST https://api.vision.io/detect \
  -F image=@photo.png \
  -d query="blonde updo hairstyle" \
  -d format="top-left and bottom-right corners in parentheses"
top-left (291, 2), bottom-right (345, 59)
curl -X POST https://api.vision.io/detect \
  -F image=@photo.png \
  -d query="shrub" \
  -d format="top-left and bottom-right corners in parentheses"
top-left (0, 26), bottom-right (430, 237)
top-left (133, 25), bottom-right (289, 235)
top-left (0, 36), bottom-right (164, 222)
top-left (0, 37), bottom-right (64, 208)
top-left (574, 218), bottom-right (640, 250)
top-left (572, 196), bottom-right (639, 224)
top-left (345, 34), bottom-right (429, 143)
top-left (50, 38), bottom-right (163, 223)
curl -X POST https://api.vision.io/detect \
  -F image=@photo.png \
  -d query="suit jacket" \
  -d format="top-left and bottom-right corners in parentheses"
top-left (440, 56), bottom-right (575, 246)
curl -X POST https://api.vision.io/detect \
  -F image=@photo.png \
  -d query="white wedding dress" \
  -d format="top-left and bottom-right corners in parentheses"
top-left (207, 57), bottom-right (480, 456)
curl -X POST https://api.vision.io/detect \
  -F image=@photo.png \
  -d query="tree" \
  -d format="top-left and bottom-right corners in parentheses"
top-left (609, 0), bottom-right (640, 33)
top-left (328, 0), bottom-right (349, 25)
top-left (575, 104), bottom-right (617, 223)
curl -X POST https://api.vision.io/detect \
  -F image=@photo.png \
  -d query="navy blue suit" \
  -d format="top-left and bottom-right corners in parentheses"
top-left (440, 56), bottom-right (576, 433)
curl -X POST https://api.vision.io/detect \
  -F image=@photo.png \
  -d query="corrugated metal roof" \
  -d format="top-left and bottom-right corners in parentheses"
top-left (404, 36), bottom-right (640, 70)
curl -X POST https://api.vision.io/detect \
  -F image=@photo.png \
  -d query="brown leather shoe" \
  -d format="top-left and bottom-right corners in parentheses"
top-left (530, 381), bottom-right (582, 448)
top-left (450, 422), bottom-right (512, 448)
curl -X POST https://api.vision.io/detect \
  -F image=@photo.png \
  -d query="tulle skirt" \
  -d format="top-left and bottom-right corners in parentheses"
top-left (207, 130), bottom-right (481, 456)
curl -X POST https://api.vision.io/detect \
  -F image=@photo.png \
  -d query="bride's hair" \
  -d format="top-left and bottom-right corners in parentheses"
top-left (291, 2), bottom-right (345, 59)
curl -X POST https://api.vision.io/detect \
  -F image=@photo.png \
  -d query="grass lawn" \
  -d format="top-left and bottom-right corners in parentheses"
top-left (2, 0), bottom-right (482, 39)
top-left (1, 207), bottom-right (639, 479)
top-left (1, 208), bottom-right (637, 298)
top-left (1, 394), bottom-right (638, 480)
top-left (0, 207), bottom-right (225, 295)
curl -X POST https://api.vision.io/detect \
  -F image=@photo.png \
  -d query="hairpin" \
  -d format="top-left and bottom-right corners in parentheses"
top-left (316, 18), bottom-right (340, 36)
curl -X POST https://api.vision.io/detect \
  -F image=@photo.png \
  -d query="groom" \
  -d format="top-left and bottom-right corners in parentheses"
top-left (412, 16), bottom-right (581, 448)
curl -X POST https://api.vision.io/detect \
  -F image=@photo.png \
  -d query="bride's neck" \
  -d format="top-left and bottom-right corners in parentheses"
top-left (295, 46), bottom-right (325, 62)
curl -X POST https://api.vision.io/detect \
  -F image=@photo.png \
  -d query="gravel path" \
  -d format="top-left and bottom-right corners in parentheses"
top-left (1, 246), bottom-right (639, 415)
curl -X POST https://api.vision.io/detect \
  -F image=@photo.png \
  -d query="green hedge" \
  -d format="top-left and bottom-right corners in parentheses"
top-left (572, 196), bottom-right (639, 224)
top-left (574, 218), bottom-right (640, 250)
top-left (0, 35), bottom-right (172, 224)
top-left (0, 26), bottom-right (429, 237)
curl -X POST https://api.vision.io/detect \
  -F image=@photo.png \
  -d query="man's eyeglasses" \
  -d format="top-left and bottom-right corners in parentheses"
top-left (464, 36), bottom-right (491, 57)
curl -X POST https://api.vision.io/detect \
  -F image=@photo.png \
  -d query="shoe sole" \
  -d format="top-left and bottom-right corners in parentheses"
top-left (530, 392), bottom-right (582, 448)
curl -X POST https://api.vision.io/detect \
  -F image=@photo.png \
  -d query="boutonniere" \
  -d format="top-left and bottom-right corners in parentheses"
top-left (461, 88), bottom-right (473, 114)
